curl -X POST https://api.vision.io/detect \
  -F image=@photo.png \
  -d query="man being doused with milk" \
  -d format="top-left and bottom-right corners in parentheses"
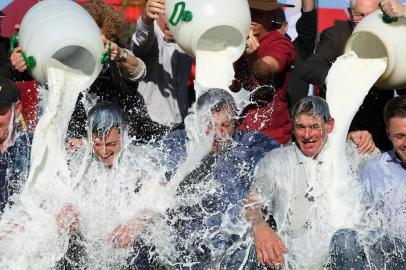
top-left (53, 102), bottom-right (167, 269)
top-left (156, 89), bottom-right (280, 268)
top-left (245, 96), bottom-right (379, 269)
top-left (0, 102), bottom-right (165, 269)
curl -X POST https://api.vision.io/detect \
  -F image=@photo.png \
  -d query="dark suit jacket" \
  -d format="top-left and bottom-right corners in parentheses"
top-left (301, 20), bottom-right (353, 88)
top-left (287, 8), bottom-right (318, 108)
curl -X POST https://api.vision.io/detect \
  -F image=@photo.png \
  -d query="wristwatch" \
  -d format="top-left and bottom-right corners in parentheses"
top-left (118, 48), bottom-right (129, 62)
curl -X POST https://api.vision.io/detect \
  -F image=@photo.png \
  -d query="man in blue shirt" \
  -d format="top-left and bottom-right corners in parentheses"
top-left (328, 95), bottom-right (406, 269)
top-left (158, 88), bottom-right (280, 268)
top-left (0, 76), bottom-right (31, 216)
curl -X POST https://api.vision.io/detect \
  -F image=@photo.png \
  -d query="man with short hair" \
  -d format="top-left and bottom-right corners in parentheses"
top-left (56, 102), bottom-right (165, 269)
top-left (159, 88), bottom-right (280, 268)
top-left (0, 76), bottom-right (31, 216)
top-left (245, 96), bottom-right (377, 269)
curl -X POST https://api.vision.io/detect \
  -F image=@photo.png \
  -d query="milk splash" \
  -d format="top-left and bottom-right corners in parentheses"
top-left (0, 59), bottom-right (91, 269)
top-left (195, 49), bottom-right (251, 113)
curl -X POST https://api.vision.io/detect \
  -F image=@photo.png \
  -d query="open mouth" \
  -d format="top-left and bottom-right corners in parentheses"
top-left (100, 153), bottom-right (113, 162)
top-left (302, 140), bottom-right (317, 149)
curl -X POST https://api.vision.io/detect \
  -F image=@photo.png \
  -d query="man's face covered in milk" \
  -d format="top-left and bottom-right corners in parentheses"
top-left (294, 114), bottom-right (334, 157)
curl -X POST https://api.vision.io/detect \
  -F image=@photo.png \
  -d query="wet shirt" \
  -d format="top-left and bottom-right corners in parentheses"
top-left (253, 141), bottom-right (378, 269)
top-left (160, 129), bottom-right (279, 263)
top-left (0, 131), bottom-right (32, 215)
top-left (361, 150), bottom-right (406, 242)
top-left (131, 18), bottom-right (193, 126)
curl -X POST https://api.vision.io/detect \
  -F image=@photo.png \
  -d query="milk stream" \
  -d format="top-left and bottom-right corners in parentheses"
top-left (325, 52), bottom-right (387, 229)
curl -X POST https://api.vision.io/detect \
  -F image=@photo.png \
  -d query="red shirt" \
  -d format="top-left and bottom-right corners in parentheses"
top-left (234, 30), bottom-right (296, 144)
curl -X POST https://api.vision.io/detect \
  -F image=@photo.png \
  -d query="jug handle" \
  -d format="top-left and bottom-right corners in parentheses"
top-left (9, 34), bottom-right (36, 71)
top-left (379, 3), bottom-right (399, 24)
top-left (168, 1), bottom-right (193, 27)
top-left (9, 34), bottom-right (19, 54)
top-left (101, 41), bottom-right (112, 64)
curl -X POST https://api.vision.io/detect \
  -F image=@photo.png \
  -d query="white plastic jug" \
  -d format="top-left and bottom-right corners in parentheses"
top-left (164, 0), bottom-right (251, 62)
top-left (18, 0), bottom-right (104, 88)
top-left (344, 10), bottom-right (406, 89)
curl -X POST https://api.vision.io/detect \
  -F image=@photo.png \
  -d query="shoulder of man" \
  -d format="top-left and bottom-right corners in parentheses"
top-left (322, 20), bottom-right (353, 40)
top-left (234, 130), bottom-right (280, 148)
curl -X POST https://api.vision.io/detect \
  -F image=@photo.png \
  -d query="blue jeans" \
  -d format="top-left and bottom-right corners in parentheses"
top-left (327, 228), bottom-right (406, 270)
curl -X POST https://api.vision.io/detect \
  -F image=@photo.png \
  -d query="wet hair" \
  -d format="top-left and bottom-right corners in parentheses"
top-left (196, 88), bottom-right (237, 115)
top-left (87, 102), bottom-right (126, 136)
top-left (383, 95), bottom-right (406, 126)
top-left (81, 0), bottom-right (126, 42)
top-left (292, 96), bottom-right (332, 122)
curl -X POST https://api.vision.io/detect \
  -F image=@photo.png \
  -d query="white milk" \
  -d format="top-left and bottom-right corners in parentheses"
top-left (195, 49), bottom-right (251, 113)
top-left (0, 59), bottom-right (90, 269)
top-left (324, 52), bottom-right (387, 228)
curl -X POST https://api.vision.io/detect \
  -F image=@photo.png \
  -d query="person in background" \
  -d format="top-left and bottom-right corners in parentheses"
top-left (301, 0), bottom-right (396, 151)
top-left (0, 10), bottom-right (13, 79)
top-left (232, 0), bottom-right (296, 145)
top-left (0, 76), bottom-right (32, 216)
top-left (286, 0), bottom-right (317, 109)
top-left (131, 0), bottom-right (193, 142)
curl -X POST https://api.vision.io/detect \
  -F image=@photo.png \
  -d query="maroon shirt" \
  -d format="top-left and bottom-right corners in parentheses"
top-left (233, 30), bottom-right (296, 144)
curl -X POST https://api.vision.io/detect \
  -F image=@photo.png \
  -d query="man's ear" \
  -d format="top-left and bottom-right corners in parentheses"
top-left (327, 118), bottom-right (335, 134)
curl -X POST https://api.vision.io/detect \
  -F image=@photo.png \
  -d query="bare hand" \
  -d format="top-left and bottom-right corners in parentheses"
top-left (108, 218), bottom-right (145, 248)
top-left (253, 221), bottom-right (287, 268)
top-left (10, 47), bottom-right (27, 73)
top-left (347, 130), bottom-right (376, 154)
top-left (102, 36), bottom-right (122, 62)
top-left (380, 0), bottom-right (406, 17)
top-left (245, 29), bottom-right (260, 55)
top-left (143, 0), bottom-right (165, 24)
top-left (56, 205), bottom-right (80, 234)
